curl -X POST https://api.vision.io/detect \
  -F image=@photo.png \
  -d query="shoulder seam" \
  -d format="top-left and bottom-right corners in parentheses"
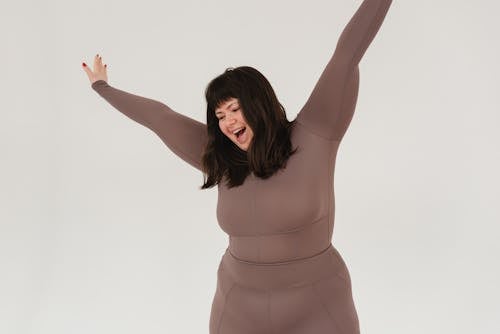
top-left (295, 118), bottom-right (340, 143)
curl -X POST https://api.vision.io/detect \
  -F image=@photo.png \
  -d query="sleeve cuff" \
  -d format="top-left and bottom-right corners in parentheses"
top-left (91, 79), bottom-right (109, 90)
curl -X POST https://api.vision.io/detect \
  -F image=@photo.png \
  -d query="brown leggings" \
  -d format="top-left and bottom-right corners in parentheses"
top-left (209, 243), bottom-right (360, 334)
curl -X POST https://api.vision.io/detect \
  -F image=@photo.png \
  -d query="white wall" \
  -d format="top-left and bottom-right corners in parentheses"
top-left (1, 0), bottom-right (498, 333)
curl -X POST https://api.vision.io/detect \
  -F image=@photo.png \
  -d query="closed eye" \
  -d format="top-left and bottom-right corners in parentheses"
top-left (217, 108), bottom-right (239, 120)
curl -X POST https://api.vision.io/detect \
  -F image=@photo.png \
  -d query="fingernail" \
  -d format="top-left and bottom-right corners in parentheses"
top-left (104, 64), bottom-right (107, 68)
top-left (82, 62), bottom-right (87, 67)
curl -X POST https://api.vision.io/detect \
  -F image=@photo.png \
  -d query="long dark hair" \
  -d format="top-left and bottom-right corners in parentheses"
top-left (200, 66), bottom-right (299, 189)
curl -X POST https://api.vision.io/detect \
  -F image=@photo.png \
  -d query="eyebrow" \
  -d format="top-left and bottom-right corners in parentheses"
top-left (215, 101), bottom-right (238, 115)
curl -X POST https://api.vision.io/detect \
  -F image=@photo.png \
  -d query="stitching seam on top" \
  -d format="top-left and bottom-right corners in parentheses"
top-left (295, 119), bottom-right (341, 143)
top-left (234, 214), bottom-right (328, 238)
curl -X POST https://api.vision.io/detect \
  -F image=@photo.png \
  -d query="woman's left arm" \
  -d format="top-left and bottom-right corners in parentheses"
top-left (296, 0), bottom-right (393, 142)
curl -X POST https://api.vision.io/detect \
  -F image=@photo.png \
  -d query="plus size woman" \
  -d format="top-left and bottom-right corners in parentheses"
top-left (82, 0), bottom-right (393, 332)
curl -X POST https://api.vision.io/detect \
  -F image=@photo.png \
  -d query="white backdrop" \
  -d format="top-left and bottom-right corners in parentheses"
top-left (1, 0), bottom-right (499, 333)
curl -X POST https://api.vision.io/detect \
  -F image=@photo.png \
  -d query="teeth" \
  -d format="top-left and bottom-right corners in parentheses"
top-left (232, 127), bottom-right (243, 135)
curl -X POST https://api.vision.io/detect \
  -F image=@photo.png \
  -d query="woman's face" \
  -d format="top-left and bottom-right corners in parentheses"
top-left (215, 97), bottom-right (254, 151)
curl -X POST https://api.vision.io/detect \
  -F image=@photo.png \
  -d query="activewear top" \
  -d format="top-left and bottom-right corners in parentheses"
top-left (91, 0), bottom-right (393, 264)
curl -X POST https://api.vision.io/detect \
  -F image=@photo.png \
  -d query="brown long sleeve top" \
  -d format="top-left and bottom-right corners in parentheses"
top-left (92, 0), bottom-right (393, 263)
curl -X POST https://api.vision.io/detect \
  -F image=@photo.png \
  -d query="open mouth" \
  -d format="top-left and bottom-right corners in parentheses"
top-left (235, 127), bottom-right (246, 138)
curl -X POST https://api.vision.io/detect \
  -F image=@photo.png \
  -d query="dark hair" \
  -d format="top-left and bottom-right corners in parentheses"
top-left (200, 66), bottom-right (299, 189)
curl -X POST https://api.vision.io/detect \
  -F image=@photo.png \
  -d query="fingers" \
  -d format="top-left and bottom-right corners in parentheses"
top-left (82, 63), bottom-right (93, 76)
top-left (95, 54), bottom-right (108, 71)
top-left (83, 53), bottom-right (108, 84)
top-left (93, 53), bottom-right (101, 70)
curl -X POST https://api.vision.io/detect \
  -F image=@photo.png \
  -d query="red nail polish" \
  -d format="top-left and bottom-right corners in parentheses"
top-left (82, 62), bottom-right (86, 67)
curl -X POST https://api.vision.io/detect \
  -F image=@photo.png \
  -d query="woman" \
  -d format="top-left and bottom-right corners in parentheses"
top-left (82, 0), bottom-right (393, 332)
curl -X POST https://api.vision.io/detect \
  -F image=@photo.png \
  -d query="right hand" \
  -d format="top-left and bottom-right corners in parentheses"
top-left (82, 53), bottom-right (108, 85)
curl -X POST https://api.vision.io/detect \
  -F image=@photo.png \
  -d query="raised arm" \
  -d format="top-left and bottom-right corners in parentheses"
top-left (91, 80), bottom-right (207, 172)
top-left (296, 0), bottom-right (393, 142)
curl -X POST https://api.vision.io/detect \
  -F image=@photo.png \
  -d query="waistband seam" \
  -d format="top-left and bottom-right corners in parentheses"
top-left (227, 243), bottom-right (333, 266)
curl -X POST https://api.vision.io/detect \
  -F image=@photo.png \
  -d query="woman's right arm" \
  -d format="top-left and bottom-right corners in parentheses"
top-left (91, 80), bottom-right (207, 172)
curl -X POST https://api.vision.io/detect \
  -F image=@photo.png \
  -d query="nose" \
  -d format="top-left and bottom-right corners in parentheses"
top-left (225, 113), bottom-right (237, 125)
